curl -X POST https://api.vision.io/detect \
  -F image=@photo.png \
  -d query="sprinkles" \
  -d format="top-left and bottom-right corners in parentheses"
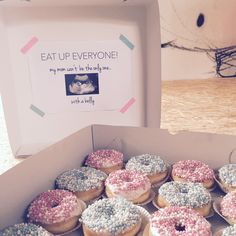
top-left (221, 190), bottom-right (236, 221)
top-left (158, 181), bottom-right (211, 208)
top-left (1, 223), bottom-right (52, 236)
top-left (105, 169), bottom-right (151, 201)
top-left (125, 154), bottom-right (167, 175)
top-left (222, 224), bottom-right (236, 236)
top-left (172, 160), bottom-right (214, 183)
top-left (85, 149), bottom-right (123, 168)
top-left (81, 198), bottom-right (141, 235)
top-left (27, 189), bottom-right (83, 225)
top-left (150, 206), bottom-right (212, 236)
top-left (219, 164), bottom-right (236, 187)
top-left (55, 167), bottom-right (107, 192)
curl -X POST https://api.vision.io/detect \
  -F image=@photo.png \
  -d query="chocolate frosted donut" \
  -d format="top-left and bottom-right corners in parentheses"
top-left (219, 164), bottom-right (236, 192)
top-left (81, 198), bottom-right (142, 236)
top-left (1, 223), bottom-right (53, 236)
top-left (55, 167), bottom-right (107, 202)
top-left (157, 181), bottom-right (212, 216)
top-left (125, 154), bottom-right (168, 184)
top-left (149, 206), bottom-right (212, 236)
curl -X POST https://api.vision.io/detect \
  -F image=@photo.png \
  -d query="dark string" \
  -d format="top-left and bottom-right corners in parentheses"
top-left (161, 41), bottom-right (236, 78)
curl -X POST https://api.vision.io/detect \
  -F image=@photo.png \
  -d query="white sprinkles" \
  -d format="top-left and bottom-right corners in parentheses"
top-left (55, 167), bottom-right (107, 192)
top-left (219, 164), bottom-right (236, 187)
top-left (158, 181), bottom-right (211, 208)
top-left (125, 154), bottom-right (167, 175)
top-left (81, 198), bottom-right (141, 235)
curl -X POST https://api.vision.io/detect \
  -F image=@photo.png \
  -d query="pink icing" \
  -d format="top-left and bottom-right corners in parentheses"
top-left (172, 160), bottom-right (214, 183)
top-left (221, 190), bottom-right (236, 221)
top-left (150, 206), bottom-right (212, 236)
top-left (105, 169), bottom-right (151, 192)
top-left (27, 189), bottom-right (81, 224)
top-left (86, 149), bottom-right (123, 168)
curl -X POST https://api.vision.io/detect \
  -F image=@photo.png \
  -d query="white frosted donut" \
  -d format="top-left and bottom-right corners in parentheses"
top-left (81, 198), bottom-right (142, 236)
top-left (219, 164), bottom-right (236, 192)
top-left (222, 225), bottom-right (236, 236)
top-left (55, 167), bottom-right (107, 201)
top-left (125, 154), bottom-right (168, 184)
top-left (1, 223), bottom-right (53, 236)
top-left (157, 181), bottom-right (212, 216)
top-left (105, 169), bottom-right (151, 203)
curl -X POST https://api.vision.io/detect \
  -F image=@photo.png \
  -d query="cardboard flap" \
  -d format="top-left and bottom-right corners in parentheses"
top-left (92, 125), bottom-right (236, 168)
top-left (0, 126), bottom-right (93, 228)
top-left (0, 0), bottom-right (161, 156)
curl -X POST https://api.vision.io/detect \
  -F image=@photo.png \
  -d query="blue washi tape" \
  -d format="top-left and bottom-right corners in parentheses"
top-left (119, 34), bottom-right (134, 50)
top-left (30, 104), bottom-right (45, 117)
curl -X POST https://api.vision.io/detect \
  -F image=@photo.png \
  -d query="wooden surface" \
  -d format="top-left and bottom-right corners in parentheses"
top-left (161, 78), bottom-right (236, 135)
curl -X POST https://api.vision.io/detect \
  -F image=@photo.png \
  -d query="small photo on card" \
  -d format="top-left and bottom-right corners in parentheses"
top-left (65, 73), bottom-right (99, 96)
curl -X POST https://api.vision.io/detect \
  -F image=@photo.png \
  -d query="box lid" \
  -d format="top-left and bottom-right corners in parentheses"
top-left (0, 0), bottom-right (161, 156)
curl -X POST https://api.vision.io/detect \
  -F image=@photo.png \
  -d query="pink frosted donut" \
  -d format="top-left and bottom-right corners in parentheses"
top-left (27, 189), bottom-right (84, 234)
top-left (149, 206), bottom-right (212, 236)
top-left (105, 169), bottom-right (151, 204)
top-left (221, 190), bottom-right (236, 224)
top-left (172, 160), bottom-right (215, 189)
top-left (85, 149), bottom-right (124, 174)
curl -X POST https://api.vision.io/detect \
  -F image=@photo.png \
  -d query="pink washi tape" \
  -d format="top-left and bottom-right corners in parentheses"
top-left (120, 97), bottom-right (136, 113)
top-left (20, 37), bottom-right (38, 54)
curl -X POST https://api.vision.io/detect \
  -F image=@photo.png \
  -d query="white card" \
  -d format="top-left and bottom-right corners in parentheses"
top-left (28, 40), bottom-right (132, 113)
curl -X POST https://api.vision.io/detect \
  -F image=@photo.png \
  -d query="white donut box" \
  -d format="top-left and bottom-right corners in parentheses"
top-left (0, 0), bottom-right (235, 235)
top-left (1, 124), bottom-right (236, 234)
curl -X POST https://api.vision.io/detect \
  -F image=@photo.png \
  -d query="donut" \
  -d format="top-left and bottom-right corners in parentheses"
top-left (218, 164), bottom-right (236, 192)
top-left (221, 225), bottom-right (236, 236)
top-left (125, 154), bottom-right (168, 184)
top-left (105, 169), bottom-right (151, 204)
top-left (81, 197), bottom-right (142, 236)
top-left (85, 149), bottom-right (124, 174)
top-left (27, 189), bottom-right (85, 234)
top-left (171, 160), bottom-right (215, 189)
top-left (221, 190), bottom-right (236, 224)
top-left (1, 223), bottom-right (53, 236)
top-left (156, 181), bottom-right (212, 216)
top-left (147, 206), bottom-right (212, 236)
top-left (55, 167), bottom-right (107, 202)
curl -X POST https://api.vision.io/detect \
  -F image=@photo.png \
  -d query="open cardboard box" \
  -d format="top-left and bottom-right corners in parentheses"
top-left (1, 124), bottom-right (236, 234)
top-left (0, 0), bottom-right (160, 157)
top-left (0, 0), bottom-right (234, 235)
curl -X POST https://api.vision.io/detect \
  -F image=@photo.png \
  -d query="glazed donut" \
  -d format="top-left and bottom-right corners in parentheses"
top-left (221, 190), bottom-right (236, 224)
top-left (27, 189), bottom-right (85, 234)
top-left (85, 149), bottom-right (124, 174)
top-left (156, 181), bottom-right (212, 216)
top-left (105, 169), bottom-right (151, 204)
top-left (1, 223), bottom-right (53, 236)
top-left (55, 167), bottom-right (107, 202)
top-left (125, 154), bottom-right (168, 184)
top-left (218, 164), bottom-right (236, 192)
top-left (81, 198), bottom-right (142, 236)
top-left (171, 160), bottom-right (215, 189)
top-left (148, 206), bottom-right (212, 236)
top-left (221, 225), bottom-right (236, 236)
